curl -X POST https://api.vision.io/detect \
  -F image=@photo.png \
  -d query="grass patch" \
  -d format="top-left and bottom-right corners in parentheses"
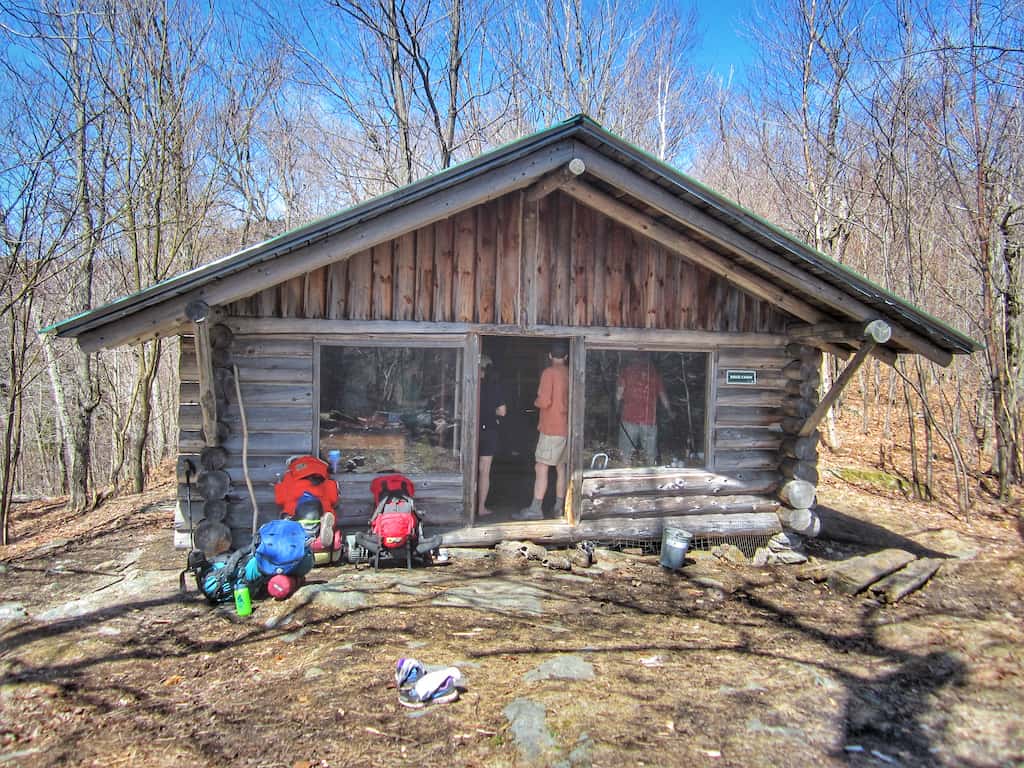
top-left (831, 466), bottom-right (927, 497)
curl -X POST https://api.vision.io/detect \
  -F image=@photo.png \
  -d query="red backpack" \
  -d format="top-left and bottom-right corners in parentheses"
top-left (369, 474), bottom-right (418, 550)
top-left (274, 455), bottom-right (339, 517)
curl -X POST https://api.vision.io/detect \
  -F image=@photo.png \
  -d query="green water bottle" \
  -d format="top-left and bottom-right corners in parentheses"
top-left (234, 582), bottom-right (252, 616)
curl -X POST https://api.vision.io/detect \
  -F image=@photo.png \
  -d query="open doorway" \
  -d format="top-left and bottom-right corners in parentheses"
top-left (477, 336), bottom-right (570, 522)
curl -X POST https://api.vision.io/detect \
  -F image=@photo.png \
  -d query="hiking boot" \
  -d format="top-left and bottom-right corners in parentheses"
top-left (416, 534), bottom-right (443, 556)
top-left (511, 499), bottom-right (544, 521)
top-left (398, 667), bottom-right (461, 708)
top-left (318, 511), bottom-right (336, 551)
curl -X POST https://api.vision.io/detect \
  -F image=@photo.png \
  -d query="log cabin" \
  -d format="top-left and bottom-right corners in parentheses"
top-left (47, 115), bottom-right (979, 552)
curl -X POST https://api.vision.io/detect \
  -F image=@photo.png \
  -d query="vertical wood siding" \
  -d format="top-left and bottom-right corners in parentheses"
top-left (225, 191), bottom-right (789, 334)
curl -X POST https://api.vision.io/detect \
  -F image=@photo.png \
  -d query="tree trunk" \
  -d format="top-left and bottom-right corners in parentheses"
top-left (128, 340), bottom-right (163, 493)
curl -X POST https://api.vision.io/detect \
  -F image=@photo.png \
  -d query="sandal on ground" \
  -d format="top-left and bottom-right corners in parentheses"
top-left (395, 657), bottom-right (425, 689)
top-left (398, 667), bottom-right (462, 708)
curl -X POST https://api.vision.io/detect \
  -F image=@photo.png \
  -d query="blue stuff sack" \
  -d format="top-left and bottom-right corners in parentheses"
top-left (254, 519), bottom-right (309, 576)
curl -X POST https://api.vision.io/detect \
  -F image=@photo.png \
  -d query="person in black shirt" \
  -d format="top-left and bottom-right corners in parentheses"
top-left (478, 354), bottom-right (507, 517)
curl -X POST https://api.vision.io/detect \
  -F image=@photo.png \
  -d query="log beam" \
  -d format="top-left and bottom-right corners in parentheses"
top-left (788, 319), bottom-right (897, 366)
top-left (788, 319), bottom-right (892, 343)
top-left (433, 511), bottom-right (782, 547)
top-left (798, 340), bottom-right (877, 437)
top-left (225, 317), bottom-right (794, 349)
top-left (582, 469), bottom-right (780, 498)
top-left (582, 493), bottom-right (779, 519)
top-left (186, 300), bottom-right (220, 447)
top-left (524, 158), bottom-right (587, 203)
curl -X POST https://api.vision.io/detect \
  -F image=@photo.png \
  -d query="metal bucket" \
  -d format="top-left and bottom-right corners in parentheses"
top-left (660, 526), bottom-right (693, 571)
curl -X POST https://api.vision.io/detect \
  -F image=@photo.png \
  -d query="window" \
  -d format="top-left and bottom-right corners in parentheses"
top-left (583, 349), bottom-right (708, 470)
top-left (318, 344), bottom-right (462, 474)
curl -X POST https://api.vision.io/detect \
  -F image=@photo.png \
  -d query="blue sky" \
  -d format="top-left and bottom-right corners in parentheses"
top-left (690, 0), bottom-right (758, 84)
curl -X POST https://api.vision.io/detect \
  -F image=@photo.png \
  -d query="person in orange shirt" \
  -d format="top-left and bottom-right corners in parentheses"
top-left (516, 341), bottom-right (570, 520)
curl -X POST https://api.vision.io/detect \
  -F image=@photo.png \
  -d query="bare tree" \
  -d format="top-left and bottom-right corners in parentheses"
top-left (927, 0), bottom-right (1024, 497)
top-left (95, 0), bottom-right (221, 493)
top-left (0, 103), bottom-right (70, 541)
top-left (500, 0), bottom-right (708, 164)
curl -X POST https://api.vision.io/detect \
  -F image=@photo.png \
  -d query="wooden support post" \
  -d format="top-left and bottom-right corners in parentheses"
top-left (566, 336), bottom-right (586, 525)
top-left (798, 340), bottom-right (876, 437)
top-left (521, 198), bottom-right (538, 327)
top-left (186, 300), bottom-right (220, 447)
top-left (464, 334), bottom-right (481, 526)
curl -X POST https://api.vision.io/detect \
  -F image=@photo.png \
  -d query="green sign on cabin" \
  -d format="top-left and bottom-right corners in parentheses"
top-left (726, 369), bottom-right (757, 385)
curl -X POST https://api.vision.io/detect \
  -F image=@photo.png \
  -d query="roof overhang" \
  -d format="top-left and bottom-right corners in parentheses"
top-left (44, 115), bottom-right (980, 365)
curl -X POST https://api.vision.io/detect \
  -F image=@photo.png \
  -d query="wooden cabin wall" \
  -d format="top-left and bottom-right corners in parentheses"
top-left (713, 347), bottom-right (792, 473)
top-left (225, 191), bottom-right (789, 335)
top-left (206, 188), bottom-right (800, 545)
top-left (176, 334), bottom-right (465, 550)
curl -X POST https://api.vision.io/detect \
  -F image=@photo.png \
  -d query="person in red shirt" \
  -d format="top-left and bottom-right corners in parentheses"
top-left (616, 353), bottom-right (672, 464)
top-left (515, 341), bottom-right (570, 520)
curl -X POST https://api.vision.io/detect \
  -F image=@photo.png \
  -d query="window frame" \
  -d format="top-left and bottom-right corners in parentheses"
top-left (580, 341), bottom-right (714, 478)
top-left (313, 335), bottom-right (469, 477)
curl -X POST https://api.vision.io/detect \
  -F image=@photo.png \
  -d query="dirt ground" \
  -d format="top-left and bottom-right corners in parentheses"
top-left (1, 466), bottom-right (1022, 767)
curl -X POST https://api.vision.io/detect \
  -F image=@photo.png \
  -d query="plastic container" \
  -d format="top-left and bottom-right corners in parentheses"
top-left (659, 527), bottom-right (693, 571)
top-left (233, 583), bottom-right (252, 616)
top-left (327, 449), bottom-right (342, 474)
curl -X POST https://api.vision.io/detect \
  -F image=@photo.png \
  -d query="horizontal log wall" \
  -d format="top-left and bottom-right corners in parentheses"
top-left (713, 348), bottom-right (793, 479)
top-left (176, 334), bottom-right (464, 549)
top-left (225, 191), bottom-right (789, 335)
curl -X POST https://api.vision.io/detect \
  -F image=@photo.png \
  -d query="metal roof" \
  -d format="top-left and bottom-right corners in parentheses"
top-left (45, 114), bottom-right (980, 357)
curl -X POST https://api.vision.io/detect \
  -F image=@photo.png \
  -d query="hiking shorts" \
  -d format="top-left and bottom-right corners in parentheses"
top-left (479, 423), bottom-right (499, 457)
top-left (534, 433), bottom-right (567, 466)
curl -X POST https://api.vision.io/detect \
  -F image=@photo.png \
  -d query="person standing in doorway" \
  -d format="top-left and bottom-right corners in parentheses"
top-left (616, 352), bottom-right (672, 464)
top-left (477, 354), bottom-right (506, 517)
top-left (516, 341), bottom-right (570, 520)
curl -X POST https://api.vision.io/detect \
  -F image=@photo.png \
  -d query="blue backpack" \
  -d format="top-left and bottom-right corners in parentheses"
top-left (254, 519), bottom-right (309, 576)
